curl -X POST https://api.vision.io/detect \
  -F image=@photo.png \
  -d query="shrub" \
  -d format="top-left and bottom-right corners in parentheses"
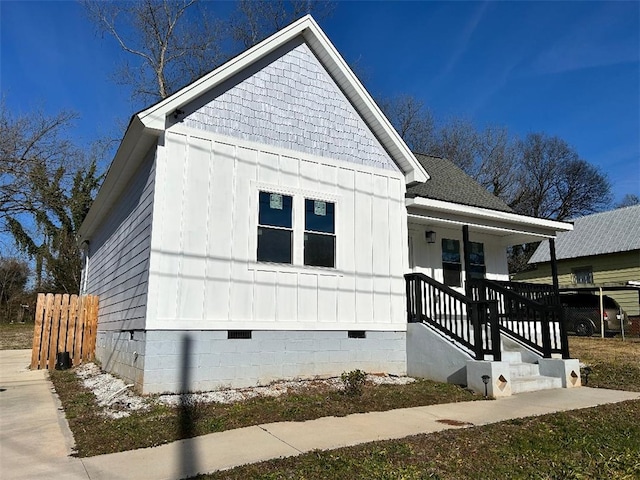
top-left (340, 369), bottom-right (367, 396)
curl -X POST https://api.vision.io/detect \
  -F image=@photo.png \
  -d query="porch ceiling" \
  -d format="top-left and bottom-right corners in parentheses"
top-left (406, 198), bottom-right (573, 246)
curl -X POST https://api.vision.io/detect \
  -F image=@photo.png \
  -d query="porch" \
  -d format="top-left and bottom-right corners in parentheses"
top-left (404, 197), bottom-right (578, 395)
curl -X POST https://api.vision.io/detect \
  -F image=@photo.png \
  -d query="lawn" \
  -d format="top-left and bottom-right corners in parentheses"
top-left (195, 336), bottom-right (640, 479)
top-left (0, 322), bottom-right (34, 350)
top-left (50, 371), bottom-right (481, 457)
top-left (49, 333), bottom-right (640, 477)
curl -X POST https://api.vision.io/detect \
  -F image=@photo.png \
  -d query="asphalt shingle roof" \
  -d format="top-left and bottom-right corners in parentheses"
top-left (407, 154), bottom-right (513, 213)
top-left (528, 204), bottom-right (640, 263)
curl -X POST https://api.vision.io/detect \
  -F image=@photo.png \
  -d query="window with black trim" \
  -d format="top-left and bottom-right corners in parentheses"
top-left (442, 239), bottom-right (461, 287)
top-left (257, 191), bottom-right (293, 263)
top-left (304, 198), bottom-right (335, 267)
top-left (468, 242), bottom-right (486, 280)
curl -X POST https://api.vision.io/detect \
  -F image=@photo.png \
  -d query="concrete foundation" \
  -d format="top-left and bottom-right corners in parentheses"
top-left (96, 329), bottom-right (406, 394)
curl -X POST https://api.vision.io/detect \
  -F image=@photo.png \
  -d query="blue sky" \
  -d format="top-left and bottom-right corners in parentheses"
top-left (1, 1), bottom-right (639, 205)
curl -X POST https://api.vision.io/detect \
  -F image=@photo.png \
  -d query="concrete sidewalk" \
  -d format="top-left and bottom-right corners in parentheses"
top-left (2, 349), bottom-right (639, 480)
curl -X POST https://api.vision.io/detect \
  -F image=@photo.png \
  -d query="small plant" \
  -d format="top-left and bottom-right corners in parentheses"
top-left (340, 369), bottom-right (367, 396)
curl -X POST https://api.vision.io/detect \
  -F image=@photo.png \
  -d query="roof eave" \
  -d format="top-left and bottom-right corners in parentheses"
top-left (406, 196), bottom-right (574, 237)
top-left (78, 117), bottom-right (159, 241)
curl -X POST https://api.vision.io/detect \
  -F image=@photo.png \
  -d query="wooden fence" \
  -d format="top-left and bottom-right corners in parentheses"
top-left (31, 293), bottom-right (99, 370)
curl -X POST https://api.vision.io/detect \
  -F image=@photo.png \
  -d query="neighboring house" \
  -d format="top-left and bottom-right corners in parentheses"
top-left (515, 205), bottom-right (640, 317)
top-left (78, 16), bottom-right (574, 395)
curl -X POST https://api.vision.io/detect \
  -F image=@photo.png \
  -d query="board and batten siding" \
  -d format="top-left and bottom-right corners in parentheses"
top-left (86, 149), bottom-right (156, 330)
top-left (145, 129), bottom-right (408, 331)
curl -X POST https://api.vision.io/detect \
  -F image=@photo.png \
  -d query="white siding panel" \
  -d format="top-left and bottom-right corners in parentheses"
top-left (203, 141), bottom-right (235, 321)
top-left (354, 171), bottom-right (374, 323)
top-left (298, 273), bottom-right (318, 322)
top-left (388, 178), bottom-right (407, 322)
top-left (254, 270), bottom-right (277, 322)
top-left (317, 275), bottom-right (338, 323)
top-left (176, 136), bottom-right (210, 320)
top-left (152, 129), bottom-right (407, 331)
top-left (228, 145), bottom-right (256, 321)
top-left (277, 272), bottom-right (298, 322)
top-left (337, 168), bottom-right (356, 323)
top-left (372, 175), bottom-right (391, 323)
top-left (87, 148), bottom-right (156, 330)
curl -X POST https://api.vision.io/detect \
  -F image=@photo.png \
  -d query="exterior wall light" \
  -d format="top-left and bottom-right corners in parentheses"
top-left (425, 231), bottom-right (436, 244)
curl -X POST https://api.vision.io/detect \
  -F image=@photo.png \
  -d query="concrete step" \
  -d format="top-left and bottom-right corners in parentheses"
top-left (501, 350), bottom-right (523, 363)
top-left (511, 375), bottom-right (562, 394)
top-left (509, 362), bottom-right (540, 377)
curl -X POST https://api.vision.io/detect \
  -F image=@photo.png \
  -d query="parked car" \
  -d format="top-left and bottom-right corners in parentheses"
top-left (560, 293), bottom-right (631, 336)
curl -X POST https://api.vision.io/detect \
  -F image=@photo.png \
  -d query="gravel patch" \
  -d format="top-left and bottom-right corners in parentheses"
top-left (74, 363), bottom-right (415, 418)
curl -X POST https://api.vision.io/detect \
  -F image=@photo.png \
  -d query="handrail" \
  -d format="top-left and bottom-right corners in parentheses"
top-left (405, 273), bottom-right (501, 361)
top-left (489, 280), bottom-right (557, 305)
top-left (469, 279), bottom-right (570, 359)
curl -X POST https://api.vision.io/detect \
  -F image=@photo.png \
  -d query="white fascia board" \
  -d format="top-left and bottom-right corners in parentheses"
top-left (406, 197), bottom-right (573, 236)
top-left (136, 15), bottom-right (428, 185)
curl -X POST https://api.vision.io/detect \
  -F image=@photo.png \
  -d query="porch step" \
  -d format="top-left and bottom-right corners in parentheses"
top-left (501, 350), bottom-right (523, 363)
top-left (509, 362), bottom-right (540, 377)
top-left (511, 374), bottom-right (563, 394)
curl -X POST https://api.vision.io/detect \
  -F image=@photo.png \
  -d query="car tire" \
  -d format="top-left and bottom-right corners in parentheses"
top-left (575, 320), bottom-right (594, 337)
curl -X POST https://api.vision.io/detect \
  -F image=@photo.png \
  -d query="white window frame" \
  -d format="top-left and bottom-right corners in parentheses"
top-left (250, 182), bottom-right (341, 274)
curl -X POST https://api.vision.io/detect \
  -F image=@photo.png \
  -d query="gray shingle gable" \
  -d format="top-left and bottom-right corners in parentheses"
top-left (406, 154), bottom-right (513, 213)
top-left (528, 204), bottom-right (640, 263)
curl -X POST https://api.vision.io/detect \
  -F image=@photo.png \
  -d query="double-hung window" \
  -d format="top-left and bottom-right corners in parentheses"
top-left (256, 191), bottom-right (336, 269)
top-left (304, 199), bottom-right (335, 268)
top-left (257, 191), bottom-right (293, 264)
top-left (468, 242), bottom-right (486, 280)
top-left (442, 239), bottom-right (462, 287)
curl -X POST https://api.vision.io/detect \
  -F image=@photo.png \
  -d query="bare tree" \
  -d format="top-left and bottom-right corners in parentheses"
top-left (379, 95), bottom-right (436, 155)
top-left (231, 0), bottom-right (334, 49)
top-left (474, 126), bottom-right (517, 200)
top-left (616, 193), bottom-right (640, 208)
top-left (431, 118), bottom-right (480, 174)
top-left (510, 133), bottom-right (611, 220)
top-left (0, 102), bottom-right (81, 223)
top-left (83, 0), bottom-right (225, 102)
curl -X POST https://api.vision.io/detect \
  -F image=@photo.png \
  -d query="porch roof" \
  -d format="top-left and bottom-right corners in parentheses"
top-left (406, 196), bottom-right (573, 246)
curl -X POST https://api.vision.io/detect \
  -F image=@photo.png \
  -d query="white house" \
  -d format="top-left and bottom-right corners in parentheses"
top-left (78, 16), bottom-right (575, 395)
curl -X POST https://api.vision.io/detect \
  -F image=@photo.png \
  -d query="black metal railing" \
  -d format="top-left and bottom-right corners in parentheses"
top-left (469, 279), bottom-right (569, 359)
top-left (405, 273), bottom-right (501, 361)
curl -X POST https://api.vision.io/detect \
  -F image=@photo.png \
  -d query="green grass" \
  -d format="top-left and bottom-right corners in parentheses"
top-left (0, 322), bottom-right (34, 350)
top-left (569, 336), bottom-right (640, 391)
top-left (199, 399), bottom-right (640, 479)
top-left (192, 336), bottom-right (640, 479)
top-left (50, 370), bottom-right (480, 457)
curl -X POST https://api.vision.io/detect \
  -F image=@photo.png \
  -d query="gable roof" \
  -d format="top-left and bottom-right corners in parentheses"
top-left (137, 15), bottom-right (427, 185)
top-left (78, 15), bottom-right (428, 242)
top-left (406, 154), bottom-right (513, 213)
top-left (528, 204), bottom-right (640, 263)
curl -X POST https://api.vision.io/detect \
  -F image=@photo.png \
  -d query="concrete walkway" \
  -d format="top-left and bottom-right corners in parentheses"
top-left (2, 349), bottom-right (639, 480)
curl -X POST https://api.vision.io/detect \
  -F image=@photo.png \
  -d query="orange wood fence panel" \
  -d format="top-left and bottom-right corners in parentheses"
top-left (30, 293), bottom-right (99, 370)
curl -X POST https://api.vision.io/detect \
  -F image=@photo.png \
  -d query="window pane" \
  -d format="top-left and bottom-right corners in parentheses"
top-left (304, 233), bottom-right (335, 267)
top-left (257, 227), bottom-right (292, 263)
top-left (469, 264), bottom-right (486, 280)
top-left (442, 239), bottom-right (460, 263)
top-left (572, 268), bottom-right (593, 284)
top-left (259, 192), bottom-right (292, 228)
top-left (443, 262), bottom-right (462, 287)
top-left (305, 199), bottom-right (335, 233)
top-left (469, 242), bottom-right (485, 265)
